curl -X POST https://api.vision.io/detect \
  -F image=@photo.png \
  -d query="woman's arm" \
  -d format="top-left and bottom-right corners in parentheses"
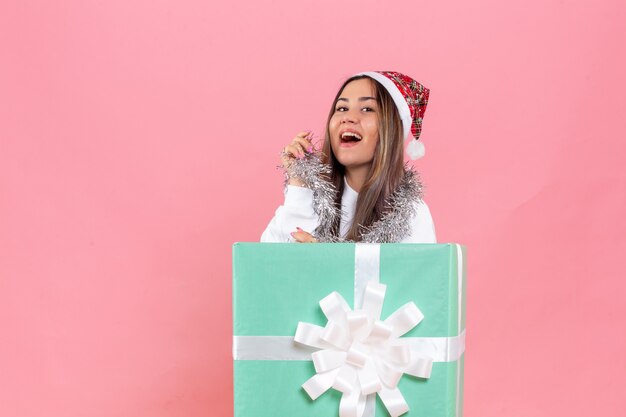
top-left (261, 131), bottom-right (320, 242)
top-left (260, 185), bottom-right (320, 242)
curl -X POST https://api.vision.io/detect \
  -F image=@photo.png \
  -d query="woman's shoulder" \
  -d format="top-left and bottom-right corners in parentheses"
top-left (411, 199), bottom-right (435, 227)
top-left (413, 198), bottom-right (432, 213)
top-left (403, 199), bottom-right (437, 243)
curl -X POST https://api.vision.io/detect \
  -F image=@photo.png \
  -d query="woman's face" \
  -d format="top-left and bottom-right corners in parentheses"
top-left (329, 78), bottom-right (380, 171)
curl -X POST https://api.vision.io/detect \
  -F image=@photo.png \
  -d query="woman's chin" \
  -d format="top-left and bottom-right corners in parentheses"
top-left (336, 156), bottom-right (372, 170)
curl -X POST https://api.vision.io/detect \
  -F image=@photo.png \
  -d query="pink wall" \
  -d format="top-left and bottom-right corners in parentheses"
top-left (1, 1), bottom-right (625, 416)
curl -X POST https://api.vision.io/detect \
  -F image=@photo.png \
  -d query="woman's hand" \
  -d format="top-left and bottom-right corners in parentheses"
top-left (291, 227), bottom-right (318, 243)
top-left (281, 131), bottom-right (315, 187)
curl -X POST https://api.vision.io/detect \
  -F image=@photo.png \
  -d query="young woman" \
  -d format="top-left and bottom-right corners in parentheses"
top-left (261, 71), bottom-right (436, 243)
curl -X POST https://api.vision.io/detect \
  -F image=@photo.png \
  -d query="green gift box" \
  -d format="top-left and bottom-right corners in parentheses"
top-left (233, 243), bottom-right (466, 417)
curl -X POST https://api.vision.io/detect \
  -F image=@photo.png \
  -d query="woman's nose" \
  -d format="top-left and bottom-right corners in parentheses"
top-left (341, 110), bottom-right (358, 123)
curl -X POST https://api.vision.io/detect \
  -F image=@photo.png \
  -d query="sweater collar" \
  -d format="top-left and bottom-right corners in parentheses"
top-left (343, 178), bottom-right (359, 204)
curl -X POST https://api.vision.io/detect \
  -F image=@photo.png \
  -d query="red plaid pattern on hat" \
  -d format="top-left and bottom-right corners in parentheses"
top-left (377, 71), bottom-right (430, 141)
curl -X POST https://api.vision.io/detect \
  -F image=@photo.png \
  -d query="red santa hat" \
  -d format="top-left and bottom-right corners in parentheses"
top-left (355, 71), bottom-right (430, 160)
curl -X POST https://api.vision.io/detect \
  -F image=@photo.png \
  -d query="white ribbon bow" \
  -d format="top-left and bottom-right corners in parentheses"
top-left (294, 281), bottom-right (433, 417)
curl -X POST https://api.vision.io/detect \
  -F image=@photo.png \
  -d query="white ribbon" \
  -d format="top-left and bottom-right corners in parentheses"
top-left (294, 281), bottom-right (432, 417)
top-left (233, 332), bottom-right (465, 363)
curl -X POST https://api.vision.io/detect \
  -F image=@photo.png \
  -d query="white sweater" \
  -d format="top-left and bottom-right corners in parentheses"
top-left (261, 180), bottom-right (437, 243)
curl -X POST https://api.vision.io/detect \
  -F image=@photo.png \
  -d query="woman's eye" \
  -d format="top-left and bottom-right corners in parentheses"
top-left (362, 107), bottom-right (374, 112)
top-left (335, 106), bottom-right (348, 112)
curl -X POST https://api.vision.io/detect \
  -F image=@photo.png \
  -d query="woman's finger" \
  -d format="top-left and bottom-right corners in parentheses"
top-left (294, 132), bottom-right (315, 150)
top-left (293, 136), bottom-right (315, 154)
top-left (283, 131), bottom-right (314, 159)
top-left (290, 228), bottom-right (318, 243)
top-left (282, 142), bottom-right (305, 160)
top-left (280, 132), bottom-right (316, 178)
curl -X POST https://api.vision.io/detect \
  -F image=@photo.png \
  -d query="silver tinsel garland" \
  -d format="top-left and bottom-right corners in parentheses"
top-left (282, 155), bottom-right (423, 243)
top-left (359, 168), bottom-right (423, 243)
top-left (282, 153), bottom-right (341, 240)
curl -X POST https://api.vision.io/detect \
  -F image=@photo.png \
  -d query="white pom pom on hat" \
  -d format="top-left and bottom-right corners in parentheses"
top-left (406, 137), bottom-right (426, 160)
top-left (354, 71), bottom-right (430, 160)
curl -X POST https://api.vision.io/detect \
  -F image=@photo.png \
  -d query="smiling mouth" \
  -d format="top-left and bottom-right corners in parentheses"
top-left (340, 132), bottom-right (362, 144)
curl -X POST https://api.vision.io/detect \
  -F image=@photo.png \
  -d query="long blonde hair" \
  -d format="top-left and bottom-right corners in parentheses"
top-left (321, 75), bottom-right (405, 241)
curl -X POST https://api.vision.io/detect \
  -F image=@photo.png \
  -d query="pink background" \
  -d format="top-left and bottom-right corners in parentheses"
top-left (1, 1), bottom-right (625, 416)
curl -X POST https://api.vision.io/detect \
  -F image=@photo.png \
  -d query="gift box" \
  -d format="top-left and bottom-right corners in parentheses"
top-left (233, 243), bottom-right (466, 417)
